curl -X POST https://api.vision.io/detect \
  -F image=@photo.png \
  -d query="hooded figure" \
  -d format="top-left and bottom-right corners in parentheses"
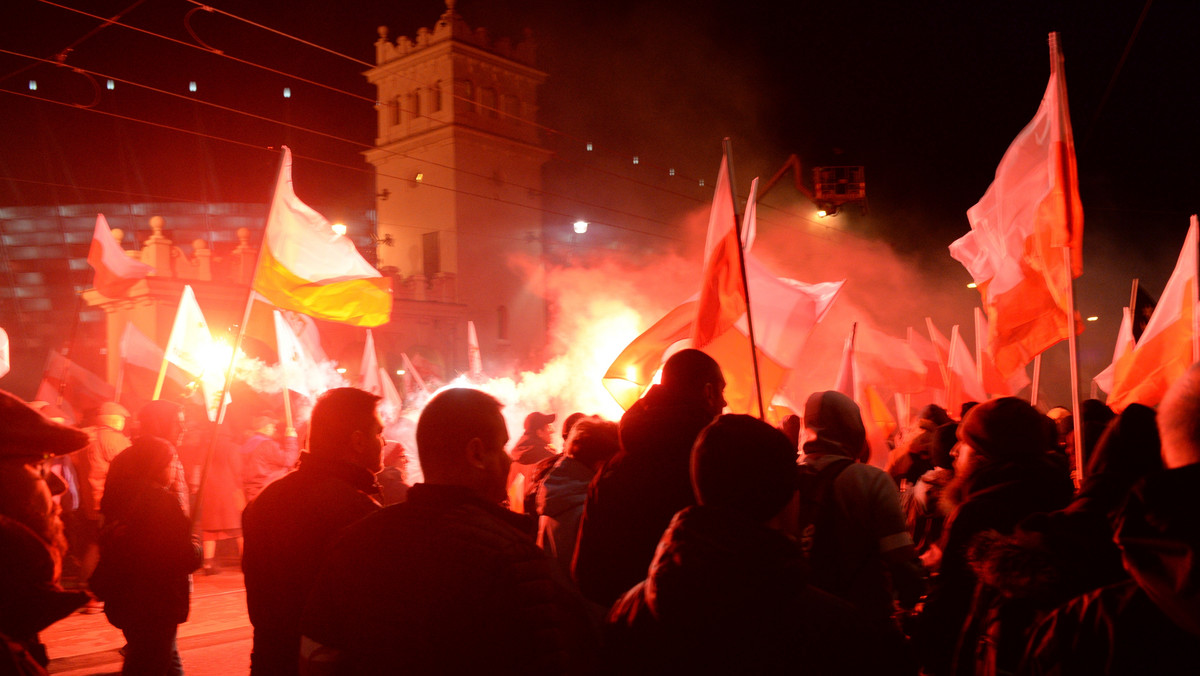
top-left (91, 435), bottom-right (201, 675)
top-left (0, 390), bottom-right (92, 668)
top-left (507, 411), bottom-right (557, 515)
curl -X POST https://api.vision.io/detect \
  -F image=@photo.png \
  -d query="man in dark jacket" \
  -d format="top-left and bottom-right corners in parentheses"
top-left (606, 414), bottom-right (869, 674)
top-left (1021, 365), bottom-right (1200, 675)
top-left (573, 349), bottom-right (725, 606)
top-left (300, 388), bottom-right (589, 675)
top-left (242, 388), bottom-right (383, 676)
top-left (507, 410), bottom-right (556, 514)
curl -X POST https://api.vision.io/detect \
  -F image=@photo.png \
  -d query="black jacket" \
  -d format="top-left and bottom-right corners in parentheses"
top-left (573, 384), bottom-right (716, 606)
top-left (241, 453), bottom-right (379, 676)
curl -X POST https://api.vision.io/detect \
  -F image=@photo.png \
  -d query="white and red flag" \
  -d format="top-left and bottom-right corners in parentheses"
top-left (87, 214), bottom-right (153, 297)
top-left (949, 32), bottom-right (1083, 377)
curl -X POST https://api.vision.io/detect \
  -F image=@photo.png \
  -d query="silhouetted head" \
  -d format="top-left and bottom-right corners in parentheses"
top-left (692, 414), bottom-right (799, 523)
top-left (309, 387), bottom-right (384, 473)
top-left (1158, 362), bottom-right (1200, 469)
top-left (137, 400), bottom-right (185, 445)
top-left (416, 388), bottom-right (509, 503)
top-left (802, 391), bottom-right (866, 460)
top-left (660, 349), bottom-right (726, 416)
top-left (564, 417), bottom-right (619, 470)
top-left (561, 411), bottom-right (587, 442)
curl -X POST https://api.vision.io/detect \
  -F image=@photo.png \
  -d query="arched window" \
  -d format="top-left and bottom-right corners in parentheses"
top-left (430, 81), bottom-right (443, 113)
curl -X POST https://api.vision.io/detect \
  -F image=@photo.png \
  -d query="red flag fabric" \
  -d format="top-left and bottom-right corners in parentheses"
top-left (87, 214), bottom-right (153, 298)
top-left (975, 308), bottom-right (1031, 396)
top-left (35, 351), bottom-right (115, 425)
top-left (856, 325), bottom-right (928, 395)
top-left (691, 157), bottom-right (746, 348)
top-left (1107, 218), bottom-right (1198, 411)
top-left (949, 33), bottom-right (1083, 376)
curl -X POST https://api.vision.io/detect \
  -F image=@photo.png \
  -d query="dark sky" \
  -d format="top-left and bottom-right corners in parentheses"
top-left (2, 0), bottom-right (1198, 399)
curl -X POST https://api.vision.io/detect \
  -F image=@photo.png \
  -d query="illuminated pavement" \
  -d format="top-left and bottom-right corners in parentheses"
top-left (44, 569), bottom-right (252, 675)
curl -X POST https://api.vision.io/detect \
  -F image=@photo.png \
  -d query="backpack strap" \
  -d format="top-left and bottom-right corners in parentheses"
top-left (796, 456), bottom-right (854, 559)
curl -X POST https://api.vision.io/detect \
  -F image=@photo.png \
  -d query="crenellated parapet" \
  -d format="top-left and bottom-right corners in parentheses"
top-left (374, 1), bottom-right (537, 67)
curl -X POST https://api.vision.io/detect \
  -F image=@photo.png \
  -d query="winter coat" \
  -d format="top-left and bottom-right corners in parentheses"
top-left (301, 483), bottom-right (591, 675)
top-left (197, 431), bottom-right (244, 533)
top-left (606, 505), bottom-right (874, 675)
top-left (242, 452), bottom-right (380, 676)
top-left (507, 434), bottom-right (556, 514)
top-left (1020, 464), bottom-right (1200, 674)
top-left (917, 453), bottom-right (1073, 676)
top-left (91, 484), bottom-right (200, 629)
top-left (573, 384), bottom-right (715, 605)
top-left (536, 456), bottom-right (592, 578)
top-left (240, 433), bottom-right (299, 504)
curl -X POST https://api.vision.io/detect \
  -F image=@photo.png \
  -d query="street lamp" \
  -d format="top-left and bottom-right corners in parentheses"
top-left (573, 220), bottom-right (588, 234)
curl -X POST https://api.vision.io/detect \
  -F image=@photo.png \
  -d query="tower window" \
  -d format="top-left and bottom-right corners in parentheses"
top-left (430, 81), bottom-right (443, 113)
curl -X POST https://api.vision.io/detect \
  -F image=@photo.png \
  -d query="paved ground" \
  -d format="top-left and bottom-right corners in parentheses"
top-left (43, 568), bottom-right (253, 675)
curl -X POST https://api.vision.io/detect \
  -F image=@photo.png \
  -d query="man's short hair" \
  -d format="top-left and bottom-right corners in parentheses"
top-left (660, 349), bottom-right (722, 392)
top-left (309, 388), bottom-right (381, 460)
top-left (1158, 363), bottom-right (1200, 469)
top-left (564, 417), bottom-right (619, 467)
top-left (416, 388), bottom-right (504, 481)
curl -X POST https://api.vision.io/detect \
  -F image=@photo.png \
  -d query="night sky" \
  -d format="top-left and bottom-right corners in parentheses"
top-left (2, 0), bottom-right (1198, 403)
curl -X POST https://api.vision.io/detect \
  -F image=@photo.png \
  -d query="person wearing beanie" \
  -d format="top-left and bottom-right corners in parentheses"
top-left (605, 414), bottom-right (867, 674)
top-left (915, 397), bottom-right (1073, 676)
top-left (90, 436), bottom-right (201, 675)
top-left (506, 410), bottom-right (557, 515)
top-left (575, 349), bottom-right (727, 607)
top-left (796, 391), bottom-right (924, 673)
top-left (887, 404), bottom-right (951, 487)
top-left (0, 390), bottom-right (92, 669)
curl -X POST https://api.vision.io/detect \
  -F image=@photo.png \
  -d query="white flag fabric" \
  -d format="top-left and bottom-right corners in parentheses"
top-left (1093, 307), bottom-right (1134, 394)
top-left (467, 321), bottom-right (483, 378)
top-left (165, 286), bottom-right (215, 378)
top-left (274, 310), bottom-right (315, 398)
top-left (947, 325), bottom-right (988, 411)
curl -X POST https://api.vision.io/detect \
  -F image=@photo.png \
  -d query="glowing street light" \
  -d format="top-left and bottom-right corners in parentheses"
top-left (967, 282), bottom-right (978, 289)
top-left (331, 223), bottom-right (347, 236)
top-left (1086, 316), bottom-right (1099, 322)
top-left (573, 220), bottom-right (588, 234)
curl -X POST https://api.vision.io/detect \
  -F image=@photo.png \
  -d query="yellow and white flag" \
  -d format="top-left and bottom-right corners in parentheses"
top-left (253, 147), bottom-right (392, 326)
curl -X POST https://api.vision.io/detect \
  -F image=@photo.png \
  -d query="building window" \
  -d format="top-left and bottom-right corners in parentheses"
top-left (454, 79), bottom-right (474, 113)
top-left (390, 97), bottom-right (401, 126)
top-left (501, 94), bottom-right (519, 119)
top-left (422, 231), bottom-right (440, 276)
top-left (408, 90), bottom-right (421, 120)
top-left (430, 81), bottom-right (442, 112)
top-left (497, 305), bottom-right (509, 341)
top-left (480, 88), bottom-right (498, 118)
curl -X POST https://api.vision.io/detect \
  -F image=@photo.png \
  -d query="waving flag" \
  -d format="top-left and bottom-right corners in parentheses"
top-left (88, 214), bottom-right (153, 297)
top-left (273, 310), bottom-right (316, 398)
top-left (253, 147), bottom-right (392, 326)
top-left (946, 325), bottom-right (988, 413)
top-left (1108, 218), bottom-right (1198, 410)
top-left (692, 159), bottom-right (748, 348)
top-left (950, 33), bottom-right (1083, 376)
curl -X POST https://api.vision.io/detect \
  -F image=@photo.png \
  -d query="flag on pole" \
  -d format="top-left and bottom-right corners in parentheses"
top-left (946, 325), bottom-right (988, 413)
top-left (253, 147), bottom-right (392, 327)
top-left (400, 352), bottom-right (430, 398)
top-left (949, 33), bottom-right (1083, 377)
top-left (1093, 307), bottom-right (1134, 394)
top-left (165, 286), bottom-right (216, 379)
top-left (834, 324), bottom-right (857, 397)
top-left (361, 330), bottom-right (381, 394)
top-left (908, 326), bottom-right (948, 405)
top-left (692, 159), bottom-right (747, 348)
top-left (1107, 218), bottom-right (1199, 411)
top-left (87, 214), bottom-right (153, 297)
top-left (467, 321), bottom-right (483, 379)
top-left (830, 323), bottom-right (892, 467)
top-left (856, 325), bottom-right (928, 395)
top-left (35, 351), bottom-right (115, 425)
top-left (273, 310), bottom-right (315, 398)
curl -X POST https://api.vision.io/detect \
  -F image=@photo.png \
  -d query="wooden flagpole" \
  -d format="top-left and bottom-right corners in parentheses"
top-left (1191, 215), bottom-right (1199, 364)
top-left (1030, 355), bottom-right (1042, 407)
top-left (722, 138), bottom-right (765, 419)
top-left (973, 307), bottom-right (985, 387)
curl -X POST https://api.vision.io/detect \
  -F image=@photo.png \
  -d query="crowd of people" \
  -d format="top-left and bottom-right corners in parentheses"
top-left (2, 347), bottom-right (1198, 674)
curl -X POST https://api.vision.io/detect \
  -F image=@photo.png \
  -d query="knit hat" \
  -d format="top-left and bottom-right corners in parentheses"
top-left (691, 414), bottom-right (800, 522)
top-left (802, 391), bottom-right (866, 459)
top-left (523, 411), bottom-right (555, 432)
top-left (0, 390), bottom-right (90, 460)
top-left (917, 404), bottom-right (951, 431)
top-left (959, 397), bottom-right (1053, 460)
